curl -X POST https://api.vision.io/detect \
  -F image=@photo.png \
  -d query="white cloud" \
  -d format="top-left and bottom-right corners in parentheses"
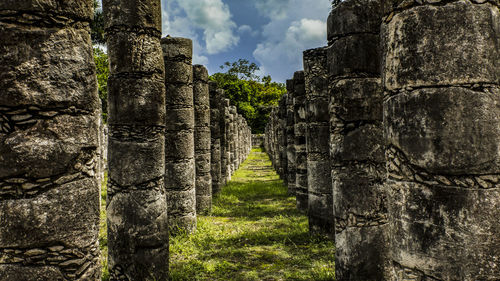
top-left (238, 25), bottom-right (259, 37)
top-left (255, 0), bottom-right (291, 19)
top-left (162, 0), bottom-right (239, 56)
top-left (252, 0), bottom-right (330, 82)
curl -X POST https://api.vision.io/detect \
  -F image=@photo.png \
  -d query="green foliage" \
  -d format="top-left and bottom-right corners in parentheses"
top-left (211, 60), bottom-right (286, 134)
top-left (91, 0), bottom-right (106, 45)
top-left (219, 59), bottom-right (260, 81)
top-left (93, 47), bottom-right (109, 122)
top-left (169, 148), bottom-right (335, 281)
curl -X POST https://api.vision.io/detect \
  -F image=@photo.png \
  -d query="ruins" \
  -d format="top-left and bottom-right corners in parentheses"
top-left (1, 0), bottom-right (498, 279)
top-left (104, 0), bottom-right (169, 279)
top-left (162, 36), bottom-right (197, 234)
top-left (0, 1), bottom-right (102, 279)
top-left (193, 65), bottom-right (212, 214)
top-left (304, 47), bottom-right (333, 236)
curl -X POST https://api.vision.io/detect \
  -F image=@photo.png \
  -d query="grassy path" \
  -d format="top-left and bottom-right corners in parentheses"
top-left (169, 148), bottom-right (335, 281)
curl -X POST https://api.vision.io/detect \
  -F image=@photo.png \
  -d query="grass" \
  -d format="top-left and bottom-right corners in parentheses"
top-left (100, 147), bottom-right (335, 280)
top-left (169, 148), bottom-right (335, 281)
top-left (100, 172), bottom-right (110, 281)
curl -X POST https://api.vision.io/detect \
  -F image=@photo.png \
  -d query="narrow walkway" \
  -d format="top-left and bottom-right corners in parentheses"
top-left (169, 148), bottom-right (335, 281)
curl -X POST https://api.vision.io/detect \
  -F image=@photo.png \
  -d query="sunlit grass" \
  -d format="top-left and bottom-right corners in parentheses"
top-left (100, 172), bottom-right (110, 281)
top-left (169, 147), bottom-right (335, 281)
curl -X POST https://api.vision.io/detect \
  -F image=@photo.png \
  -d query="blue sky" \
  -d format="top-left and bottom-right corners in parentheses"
top-left (161, 0), bottom-right (330, 82)
top-left (100, 0), bottom-right (331, 82)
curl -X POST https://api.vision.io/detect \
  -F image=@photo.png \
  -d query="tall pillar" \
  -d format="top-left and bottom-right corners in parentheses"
top-left (104, 0), bottom-right (169, 279)
top-left (293, 71), bottom-right (308, 212)
top-left (210, 82), bottom-right (222, 195)
top-left (286, 84), bottom-right (296, 195)
top-left (218, 90), bottom-right (227, 187)
top-left (161, 36), bottom-right (196, 234)
top-left (230, 106), bottom-right (238, 174)
top-left (239, 115), bottom-right (246, 166)
top-left (278, 97), bottom-right (288, 182)
top-left (383, 1), bottom-right (500, 279)
top-left (222, 99), bottom-right (231, 182)
top-left (193, 65), bottom-right (212, 214)
top-left (328, 0), bottom-right (388, 278)
top-left (0, 1), bottom-right (101, 279)
top-left (303, 48), bottom-right (333, 236)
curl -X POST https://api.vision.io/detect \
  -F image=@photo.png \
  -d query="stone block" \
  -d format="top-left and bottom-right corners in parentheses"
top-left (108, 137), bottom-right (165, 186)
top-left (104, 0), bottom-right (162, 31)
top-left (0, 26), bottom-right (98, 110)
top-left (108, 77), bottom-right (165, 126)
top-left (383, 1), bottom-right (500, 91)
top-left (327, 0), bottom-right (382, 41)
top-left (328, 34), bottom-right (380, 77)
top-left (387, 179), bottom-right (500, 280)
top-left (385, 87), bottom-right (500, 174)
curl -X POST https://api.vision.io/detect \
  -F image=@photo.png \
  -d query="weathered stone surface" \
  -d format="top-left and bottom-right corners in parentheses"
top-left (328, 0), bottom-right (389, 277)
top-left (107, 33), bottom-right (164, 75)
top-left (0, 1), bottom-right (93, 20)
top-left (293, 71), bottom-right (308, 212)
top-left (104, 0), bottom-right (169, 279)
top-left (383, 1), bottom-right (500, 279)
top-left (382, 1), bottom-right (500, 92)
top-left (328, 34), bottom-right (380, 77)
top-left (230, 106), bottom-right (238, 174)
top-left (103, 0), bottom-right (162, 30)
top-left (327, 0), bottom-right (382, 43)
top-left (193, 65), bottom-right (212, 214)
top-left (162, 36), bottom-right (196, 234)
top-left (387, 180), bottom-right (500, 280)
top-left (278, 97), bottom-right (288, 183)
top-left (108, 77), bottom-right (165, 125)
top-left (286, 84), bottom-right (296, 195)
top-left (0, 27), bottom-right (98, 110)
top-left (220, 98), bottom-right (229, 185)
top-left (304, 47), bottom-right (333, 236)
top-left (385, 87), bottom-right (500, 174)
top-left (0, 1), bottom-right (101, 279)
top-left (210, 82), bottom-right (222, 195)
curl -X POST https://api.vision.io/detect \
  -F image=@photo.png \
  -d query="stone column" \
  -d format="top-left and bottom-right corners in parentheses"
top-left (222, 99), bottom-right (231, 182)
top-left (383, 1), bottom-right (500, 279)
top-left (304, 47), bottom-right (333, 236)
top-left (286, 83), bottom-right (296, 195)
top-left (239, 115), bottom-right (246, 166)
top-left (293, 71), bottom-right (308, 212)
top-left (328, 0), bottom-right (388, 278)
top-left (210, 82), bottom-right (222, 195)
top-left (230, 106), bottom-right (238, 174)
top-left (271, 108), bottom-right (280, 173)
top-left (218, 90), bottom-right (227, 187)
top-left (0, 1), bottom-right (101, 279)
top-left (279, 97), bottom-right (288, 182)
top-left (162, 36), bottom-right (196, 234)
top-left (193, 65), bottom-right (212, 214)
top-left (104, 0), bottom-right (169, 279)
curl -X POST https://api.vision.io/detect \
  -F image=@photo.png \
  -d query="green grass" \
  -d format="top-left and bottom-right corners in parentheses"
top-left (169, 148), bottom-right (335, 281)
top-left (100, 147), bottom-right (335, 280)
top-left (100, 172), bottom-right (110, 281)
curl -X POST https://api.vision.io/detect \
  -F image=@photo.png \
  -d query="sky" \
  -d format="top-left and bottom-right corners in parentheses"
top-left (161, 0), bottom-right (330, 82)
top-left (99, 0), bottom-right (331, 82)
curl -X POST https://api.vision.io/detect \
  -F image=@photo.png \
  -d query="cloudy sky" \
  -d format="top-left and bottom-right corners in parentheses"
top-left (160, 0), bottom-right (330, 82)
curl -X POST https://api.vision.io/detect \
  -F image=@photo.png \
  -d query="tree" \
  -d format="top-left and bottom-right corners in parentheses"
top-left (91, 0), bottom-right (106, 45)
top-left (219, 59), bottom-right (260, 81)
top-left (94, 47), bottom-right (109, 121)
top-left (211, 60), bottom-right (286, 134)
